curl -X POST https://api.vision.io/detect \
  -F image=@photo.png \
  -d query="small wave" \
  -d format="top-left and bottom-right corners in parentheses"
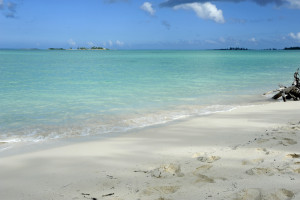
top-left (0, 104), bottom-right (238, 148)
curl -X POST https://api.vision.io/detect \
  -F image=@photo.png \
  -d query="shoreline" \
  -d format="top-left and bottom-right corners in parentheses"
top-left (0, 96), bottom-right (269, 152)
top-left (1, 101), bottom-right (300, 199)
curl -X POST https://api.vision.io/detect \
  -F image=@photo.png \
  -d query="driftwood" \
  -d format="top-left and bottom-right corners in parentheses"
top-left (265, 68), bottom-right (300, 102)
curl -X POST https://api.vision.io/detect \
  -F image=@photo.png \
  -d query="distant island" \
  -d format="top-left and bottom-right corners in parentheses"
top-left (77, 46), bottom-right (109, 50)
top-left (214, 46), bottom-right (300, 51)
top-left (4, 46), bottom-right (300, 51)
top-left (216, 47), bottom-right (248, 50)
top-left (48, 48), bottom-right (65, 50)
top-left (48, 46), bottom-right (109, 50)
top-left (263, 48), bottom-right (278, 50)
top-left (283, 47), bottom-right (300, 50)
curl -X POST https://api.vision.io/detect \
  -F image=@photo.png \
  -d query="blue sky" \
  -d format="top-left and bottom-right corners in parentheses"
top-left (0, 0), bottom-right (300, 49)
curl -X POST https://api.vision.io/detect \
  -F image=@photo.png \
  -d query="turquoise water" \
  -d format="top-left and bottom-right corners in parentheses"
top-left (1, 50), bottom-right (300, 145)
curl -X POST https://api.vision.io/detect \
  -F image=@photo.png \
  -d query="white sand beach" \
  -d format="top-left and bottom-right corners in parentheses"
top-left (1, 101), bottom-right (300, 200)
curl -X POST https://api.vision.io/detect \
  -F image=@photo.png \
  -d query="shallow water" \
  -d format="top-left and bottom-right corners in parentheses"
top-left (1, 49), bottom-right (299, 145)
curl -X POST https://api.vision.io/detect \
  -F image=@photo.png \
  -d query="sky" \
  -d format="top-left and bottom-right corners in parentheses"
top-left (0, 0), bottom-right (300, 49)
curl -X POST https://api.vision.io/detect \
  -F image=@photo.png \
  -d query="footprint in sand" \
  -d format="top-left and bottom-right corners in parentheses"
top-left (277, 137), bottom-right (297, 146)
top-left (149, 163), bottom-right (184, 178)
top-left (156, 198), bottom-right (172, 200)
top-left (245, 167), bottom-right (278, 176)
top-left (264, 189), bottom-right (295, 200)
top-left (233, 188), bottom-right (294, 200)
top-left (194, 164), bottom-right (213, 172)
top-left (256, 148), bottom-right (270, 155)
top-left (286, 153), bottom-right (300, 158)
top-left (242, 158), bottom-right (264, 166)
top-left (142, 185), bottom-right (180, 196)
top-left (192, 164), bottom-right (214, 183)
top-left (292, 168), bottom-right (300, 174)
top-left (255, 138), bottom-right (270, 144)
top-left (231, 144), bottom-right (243, 150)
top-left (192, 152), bottom-right (221, 163)
top-left (233, 188), bottom-right (262, 200)
top-left (286, 153), bottom-right (300, 173)
top-left (197, 155), bottom-right (221, 163)
top-left (192, 165), bottom-right (226, 183)
top-left (284, 122), bottom-right (300, 132)
top-left (194, 174), bottom-right (215, 183)
top-left (255, 135), bottom-right (297, 146)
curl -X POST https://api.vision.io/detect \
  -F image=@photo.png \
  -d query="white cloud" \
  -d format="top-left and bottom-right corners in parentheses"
top-left (141, 2), bottom-right (155, 16)
top-left (289, 32), bottom-right (300, 41)
top-left (0, 0), bottom-right (4, 9)
top-left (115, 40), bottom-right (124, 46)
top-left (68, 39), bottom-right (76, 46)
top-left (287, 0), bottom-right (300, 8)
top-left (0, 0), bottom-right (18, 18)
top-left (102, 40), bottom-right (125, 48)
top-left (250, 37), bottom-right (257, 42)
top-left (174, 2), bottom-right (225, 23)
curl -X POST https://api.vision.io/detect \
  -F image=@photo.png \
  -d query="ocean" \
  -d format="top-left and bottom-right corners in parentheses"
top-left (1, 49), bottom-right (300, 149)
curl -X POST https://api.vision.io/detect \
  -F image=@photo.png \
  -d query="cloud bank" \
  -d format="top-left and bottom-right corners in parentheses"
top-left (174, 2), bottom-right (225, 23)
top-left (287, 0), bottom-right (300, 8)
top-left (160, 0), bottom-right (300, 9)
top-left (160, 0), bottom-right (300, 8)
top-left (161, 0), bottom-right (299, 24)
top-left (0, 0), bottom-right (17, 18)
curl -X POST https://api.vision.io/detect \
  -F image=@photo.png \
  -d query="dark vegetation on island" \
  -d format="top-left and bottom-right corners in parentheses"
top-left (264, 48), bottom-right (278, 50)
top-left (77, 46), bottom-right (108, 50)
top-left (217, 47), bottom-right (248, 50)
top-left (215, 46), bottom-right (300, 51)
top-left (48, 48), bottom-right (65, 50)
top-left (48, 46), bottom-right (109, 50)
top-left (283, 47), bottom-right (300, 50)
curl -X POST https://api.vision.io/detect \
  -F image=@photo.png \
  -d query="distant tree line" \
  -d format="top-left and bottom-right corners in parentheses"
top-left (217, 47), bottom-right (248, 50)
top-left (48, 46), bottom-right (109, 50)
top-left (77, 47), bottom-right (88, 50)
top-left (76, 46), bottom-right (108, 50)
top-left (263, 48), bottom-right (278, 50)
top-left (91, 46), bottom-right (106, 50)
top-left (215, 46), bottom-right (300, 51)
top-left (284, 47), bottom-right (300, 50)
top-left (48, 48), bottom-right (65, 50)
top-left (262, 47), bottom-right (300, 50)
